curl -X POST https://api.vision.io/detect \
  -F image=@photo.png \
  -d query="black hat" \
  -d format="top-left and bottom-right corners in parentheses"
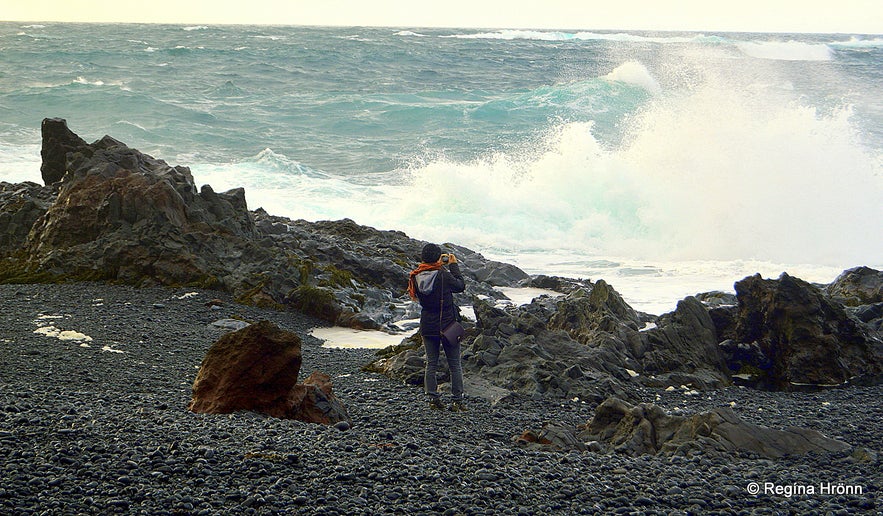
top-left (421, 243), bottom-right (442, 263)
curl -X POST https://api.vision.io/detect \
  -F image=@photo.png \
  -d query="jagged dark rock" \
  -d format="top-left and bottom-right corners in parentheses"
top-left (371, 268), bottom-right (883, 403)
top-left (547, 280), bottom-right (641, 343)
top-left (1, 120), bottom-right (530, 328)
top-left (573, 397), bottom-right (851, 458)
top-left (694, 290), bottom-right (738, 308)
top-left (727, 272), bottom-right (883, 389)
top-left (0, 181), bottom-right (55, 252)
top-left (638, 296), bottom-right (731, 390)
top-left (851, 302), bottom-right (883, 332)
top-left (827, 266), bottom-right (883, 307)
top-left (522, 274), bottom-right (595, 294)
top-left (516, 397), bottom-right (851, 459)
top-left (40, 118), bottom-right (90, 185)
top-left (370, 280), bottom-right (739, 404)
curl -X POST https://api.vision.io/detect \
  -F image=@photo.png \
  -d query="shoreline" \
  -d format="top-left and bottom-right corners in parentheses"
top-left (486, 253), bottom-right (871, 316)
top-left (2, 281), bottom-right (880, 514)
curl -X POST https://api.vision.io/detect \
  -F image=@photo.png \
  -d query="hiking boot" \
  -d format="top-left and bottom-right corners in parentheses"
top-left (448, 401), bottom-right (467, 412)
top-left (427, 397), bottom-right (444, 410)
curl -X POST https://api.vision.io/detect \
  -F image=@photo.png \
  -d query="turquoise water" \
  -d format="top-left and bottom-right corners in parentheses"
top-left (2, 23), bottom-right (881, 312)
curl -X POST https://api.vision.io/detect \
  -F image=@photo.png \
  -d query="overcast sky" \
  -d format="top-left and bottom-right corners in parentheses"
top-left (4, 0), bottom-right (882, 34)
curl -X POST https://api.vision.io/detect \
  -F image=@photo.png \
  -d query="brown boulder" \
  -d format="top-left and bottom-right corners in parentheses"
top-left (189, 320), bottom-right (349, 425)
top-left (189, 320), bottom-right (302, 415)
top-left (287, 372), bottom-right (351, 425)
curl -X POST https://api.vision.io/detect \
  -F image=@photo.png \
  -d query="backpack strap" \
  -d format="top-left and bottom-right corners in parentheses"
top-left (438, 266), bottom-right (445, 336)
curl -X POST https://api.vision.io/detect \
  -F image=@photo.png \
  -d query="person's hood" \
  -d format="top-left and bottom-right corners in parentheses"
top-left (415, 269), bottom-right (440, 295)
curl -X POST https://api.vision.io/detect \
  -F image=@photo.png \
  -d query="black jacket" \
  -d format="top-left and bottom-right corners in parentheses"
top-left (414, 263), bottom-right (466, 336)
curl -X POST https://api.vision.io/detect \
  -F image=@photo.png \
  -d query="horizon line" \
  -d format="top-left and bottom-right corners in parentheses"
top-left (2, 19), bottom-right (880, 37)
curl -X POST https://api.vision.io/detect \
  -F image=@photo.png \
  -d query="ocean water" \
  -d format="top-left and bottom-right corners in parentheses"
top-left (1, 23), bottom-right (881, 314)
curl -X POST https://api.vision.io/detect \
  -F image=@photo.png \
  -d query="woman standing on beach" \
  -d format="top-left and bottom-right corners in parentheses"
top-left (407, 243), bottom-right (467, 411)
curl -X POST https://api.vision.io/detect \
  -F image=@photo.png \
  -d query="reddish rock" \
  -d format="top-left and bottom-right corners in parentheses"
top-left (189, 320), bottom-right (350, 425)
top-left (287, 372), bottom-right (351, 425)
top-left (189, 320), bottom-right (302, 416)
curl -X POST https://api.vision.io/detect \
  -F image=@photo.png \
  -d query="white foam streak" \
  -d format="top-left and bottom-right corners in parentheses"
top-left (604, 61), bottom-right (661, 95)
top-left (830, 37), bottom-right (883, 49)
top-left (446, 30), bottom-right (574, 41)
top-left (73, 77), bottom-right (129, 90)
top-left (445, 30), bottom-right (715, 44)
top-left (736, 41), bottom-right (833, 61)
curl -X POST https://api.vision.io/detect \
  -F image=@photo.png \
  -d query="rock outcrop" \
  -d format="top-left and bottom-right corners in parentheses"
top-left (188, 320), bottom-right (349, 424)
top-left (25, 119), bottom-right (268, 293)
top-left (371, 268), bottom-right (883, 403)
top-left (638, 296), bottom-right (731, 390)
top-left (827, 266), bottom-right (883, 307)
top-left (516, 397), bottom-right (851, 459)
top-left (0, 119), bottom-right (525, 328)
top-left (0, 181), bottom-right (55, 253)
top-left (40, 117), bottom-right (90, 185)
top-left (721, 273), bottom-right (883, 389)
top-left (368, 279), bottom-right (734, 404)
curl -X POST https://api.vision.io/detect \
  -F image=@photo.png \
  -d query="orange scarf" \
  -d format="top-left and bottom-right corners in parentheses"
top-left (407, 262), bottom-right (442, 300)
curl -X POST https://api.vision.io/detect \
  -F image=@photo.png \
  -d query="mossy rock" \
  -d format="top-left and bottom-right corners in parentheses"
top-left (287, 285), bottom-right (341, 323)
top-left (286, 255), bottom-right (313, 284)
top-left (0, 255), bottom-right (58, 284)
top-left (235, 283), bottom-right (284, 310)
top-left (323, 265), bottom-right (354, 288)
top-left (372, 332), bottom-right (422, 359)
top-left (737, 364), bottom-right (767, 378)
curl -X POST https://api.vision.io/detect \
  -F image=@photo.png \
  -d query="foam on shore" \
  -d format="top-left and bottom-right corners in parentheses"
top-left (312, 327), bottom-right (407, 349)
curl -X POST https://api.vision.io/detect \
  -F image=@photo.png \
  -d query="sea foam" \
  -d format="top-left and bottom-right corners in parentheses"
top-left (192, 58), bottom-right (881, 274)
top-left (603, 61), bottom-right (661, 94)
top-left (735, 41), bottom-right (833, 61)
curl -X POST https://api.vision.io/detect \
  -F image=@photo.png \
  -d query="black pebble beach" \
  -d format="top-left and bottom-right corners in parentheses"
top-left (1, 283), bottom-right (880, 515)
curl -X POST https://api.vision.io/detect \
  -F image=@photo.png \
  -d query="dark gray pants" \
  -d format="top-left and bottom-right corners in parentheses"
top-left (423, 335), bottom-right (463, 400)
